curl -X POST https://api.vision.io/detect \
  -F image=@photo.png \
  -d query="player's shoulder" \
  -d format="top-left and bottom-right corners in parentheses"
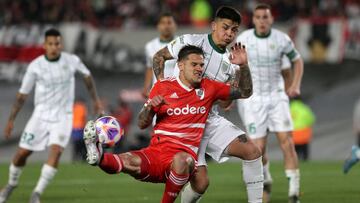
top-left (237, 29), bottom-right (254, 40)
top-left (157, 76), bottom-right (177, 84)
top-left (179, 33), bottom-right (207, 44)
top-left (271, 28), bottom-right (291, 39)
top-left (145, 37), bottom-right (159, 48)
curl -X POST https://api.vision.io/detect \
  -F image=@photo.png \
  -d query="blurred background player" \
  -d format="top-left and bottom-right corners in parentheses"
top-left (343, 97), bottom-right (360, 173)
top-left (153, 6), bottom-right (263, 203)
top-left (71, 98), bottom-right (88, 162)
top-left (0, 28), bottom-right (102, 203)
top-left (84, 45), bottom-right (251, 203)
top-left (236, 3), bottom-right (304, 203)
top-left (290, 96), bottom-right (316, 161)
top-left (142, 12), bottom-right (177, 98)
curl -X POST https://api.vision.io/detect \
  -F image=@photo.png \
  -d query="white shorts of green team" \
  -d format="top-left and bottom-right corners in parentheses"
top-left (19, 114), bottom-right (73, 151)
top-left (237, 95), bottom-right (293, 139)
top-left (197, 113), bottom-right (245, 166)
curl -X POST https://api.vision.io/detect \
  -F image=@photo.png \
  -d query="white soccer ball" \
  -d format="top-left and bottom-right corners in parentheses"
top-left (95, 116), bottom-right (123, 147)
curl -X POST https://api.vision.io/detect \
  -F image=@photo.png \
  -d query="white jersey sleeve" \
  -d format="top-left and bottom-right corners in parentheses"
top-left (167, 34), bottom-right (203, 59)
top-left (19, 62), bottom-right (37, 94)
top-left (145, 42), bottom-right (153, 68)
top-left (283, 34), bottom-right (300, 62)
top-left (72, 54), bottom-right (90, 76)
top-left (281, 55), bottom-right (291, 70)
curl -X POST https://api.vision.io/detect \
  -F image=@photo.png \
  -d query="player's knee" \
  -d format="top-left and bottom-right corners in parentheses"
top-left (172, 152), bottom-right (195, 173)
top-left (13, 148), bottom-right (32, 165)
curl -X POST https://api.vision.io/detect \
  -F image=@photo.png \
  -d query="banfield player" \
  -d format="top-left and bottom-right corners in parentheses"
top-left (83, 44), bottom-right (254, 203)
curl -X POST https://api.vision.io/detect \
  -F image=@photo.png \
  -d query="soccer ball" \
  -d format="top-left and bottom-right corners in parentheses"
top-left (95, 116), bottom-right (124, 147)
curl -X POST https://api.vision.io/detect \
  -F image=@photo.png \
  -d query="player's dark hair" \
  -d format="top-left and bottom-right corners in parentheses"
top-left (215, 6), bottom-right (241, 24)
top-left (254, 3), bottom-right (271, 11)
top-left (157, 12), bottom-right (174, 24)
top-left (177, 45), bottom-right (204, 62)
top-left (45, 28), bottom-right (61, 38)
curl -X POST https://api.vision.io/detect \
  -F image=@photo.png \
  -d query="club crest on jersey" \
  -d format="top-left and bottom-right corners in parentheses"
top-left (195, 88), bottom-right (205, 100)
top-left (221, 61), bottom-right (230, 73)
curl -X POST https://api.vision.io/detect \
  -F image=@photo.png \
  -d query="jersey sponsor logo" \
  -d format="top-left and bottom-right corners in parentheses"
top-left (221, 61), bottom-right (230, 73)
top-left (166, 104), bottom-right (206, 116)
top-left (195, 88), bottom-right (205, 100)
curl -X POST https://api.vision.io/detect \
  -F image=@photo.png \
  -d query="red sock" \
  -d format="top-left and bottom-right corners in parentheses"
top-left (99, 153), bottom-right (123, 174)
top-left (161, 170), bottom-right (189, 203)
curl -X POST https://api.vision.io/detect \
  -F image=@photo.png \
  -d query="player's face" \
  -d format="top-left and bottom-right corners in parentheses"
top-left (179, 54), bottom-right (204, 88)
top-left (158, 16), bottom-right (176, 38)
top-left (212, 18), bottom-right (240, 47)
top-left (253, 9), bottom-right (273, 35)
top-left (43, 36), bottom-right (62, 59)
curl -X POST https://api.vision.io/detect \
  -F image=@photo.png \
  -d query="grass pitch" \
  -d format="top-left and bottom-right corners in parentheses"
top-left (0, 161), bottom-right (359, 202)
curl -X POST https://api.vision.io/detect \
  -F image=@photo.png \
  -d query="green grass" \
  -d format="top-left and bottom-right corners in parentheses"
top-left (0, 161), bottom-right (360, 202)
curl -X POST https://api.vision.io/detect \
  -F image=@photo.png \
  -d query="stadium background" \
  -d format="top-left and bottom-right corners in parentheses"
top-left (0, 0), bottom-right (359, 202)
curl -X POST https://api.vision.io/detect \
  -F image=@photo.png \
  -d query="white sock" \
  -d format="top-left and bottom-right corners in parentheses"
top-left (243, 157), bottom-right (264, 203)
top-left (181, 183), bottom-right (202, 203)
top-left (285, 169), bottom-right (300, 197)
top-left (263, 161), bottom-right (273, 184)
top-left (34, 164), bottom-right (57, 194)
top-left (8, 163), bottom-right (23, 186)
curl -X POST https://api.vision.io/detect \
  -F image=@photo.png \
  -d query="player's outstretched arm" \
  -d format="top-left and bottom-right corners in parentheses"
top-left (83, 75), bottom-right (103, 116)
top-left (286, 58), bottom-right (303, 98)
top-left (153, 47), bottom-right (174, 80)
top-left (4, 93), bottom-right (28, 139)
top-left (138, 95), bottom-right (166, 129)
top-left (228, 43), bottom-right (253, 99)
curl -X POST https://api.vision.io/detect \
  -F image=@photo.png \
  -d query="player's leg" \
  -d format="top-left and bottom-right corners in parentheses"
top-left (162, 152), bottom-right (195, 203)
top-left (181, 132), bottom-right (210, 203)
top-left (343, 132), bottom-right (360, 173)
top-left (0, 147), bottom-right (33, 203)
top-left (275, 131), bottom-right (300, 203)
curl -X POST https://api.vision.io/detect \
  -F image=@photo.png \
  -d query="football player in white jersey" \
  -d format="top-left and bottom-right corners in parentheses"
top-left (236, 4), bottom-right (304, 203)
top-left (153, 6), bottom-right (264, 203)
top-left (0, 28), bottom-right (103, 203)
top-left (142, 12), bottom-right (177, 98)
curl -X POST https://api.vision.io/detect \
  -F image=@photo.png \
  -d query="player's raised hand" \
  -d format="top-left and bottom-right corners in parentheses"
top-left (4, 121), bottom-right (14, 139)
top-left (229, 42), bottom-right (248, 66)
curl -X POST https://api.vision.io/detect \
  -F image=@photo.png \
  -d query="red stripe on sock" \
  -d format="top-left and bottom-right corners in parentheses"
top-left (162, 170), bottom-right (189, 203)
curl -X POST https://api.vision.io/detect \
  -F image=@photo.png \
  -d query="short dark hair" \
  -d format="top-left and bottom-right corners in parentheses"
top-left (254, 3), bottom-right (271, 11)
top-left (45, 28), bottom-right (61, 38)
top-left (215, 6), bottom-right (241, 24)
top-left (157, 12), bottom-right (174, 24)
top-left (177, 45), bottom-right (204, 62)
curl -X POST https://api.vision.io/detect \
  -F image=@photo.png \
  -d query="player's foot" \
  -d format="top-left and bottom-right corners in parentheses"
top-left (343, 145), bottom-right (360, 174)
top-left (263, 182), bottom-right (272, 203)
top-left (84, 120), bottom-right (102, 165)
top-left (0, 184), bottom-right (16, 203)
top-left (29, 192), bottom-right (41, 203)
top-left (288, 195), bottom-right (300, 203)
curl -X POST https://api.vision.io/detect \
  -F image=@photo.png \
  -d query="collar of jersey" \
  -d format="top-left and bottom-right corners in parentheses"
top-left (45, 54), bottom-right (61, 62)
top-left (176, 77), bottom-right (193, 92)
top-left (208, 34), bottom-right (226, 54)
top-left (159, 37), bottom-right (174, 44)
top-left (254, 29), bottom-right (271, 38)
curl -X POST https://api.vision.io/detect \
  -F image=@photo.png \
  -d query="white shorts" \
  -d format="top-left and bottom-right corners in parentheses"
top-left (237, 95), bottom-right (293, 139)
top-left (19, 114), bottom-right (73, 151)
top-left (197, 113), bottom-right (245, 166)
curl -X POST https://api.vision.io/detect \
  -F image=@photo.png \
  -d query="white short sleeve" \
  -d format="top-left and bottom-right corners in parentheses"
top-left (19, 62), bottom-right (37, 94)
top-left (145, 43), bottom-right (152, 68)
top-left (283, 34), bottom-right (300, 62)
top-left (167, 34), bottom-right (195, 59)
top-left (281, 55), bottom-right (291, 70)
top-left (73, 55), bottom-right (90, 76)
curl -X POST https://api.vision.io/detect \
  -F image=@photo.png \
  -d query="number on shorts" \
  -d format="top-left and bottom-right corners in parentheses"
top-left (248, 123), bottom-right (256, 134)
top-left (20, 132), bottom-right (35, 145)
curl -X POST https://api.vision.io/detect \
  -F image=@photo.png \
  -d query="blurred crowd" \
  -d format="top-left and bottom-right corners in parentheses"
top-left (0, 0), bottom-right (358, 29)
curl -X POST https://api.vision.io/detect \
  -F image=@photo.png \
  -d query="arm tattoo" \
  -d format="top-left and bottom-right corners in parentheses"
top-left (237, 134), bottom-right (248, 143)
top-left (229, 64), bottom-right (253, 99)
top-left (8, 93), bottom-right (27, 122)
top-left (153, 47), bottom-right (174, 80)
top-left (137, 105), bottom-right (155, 129)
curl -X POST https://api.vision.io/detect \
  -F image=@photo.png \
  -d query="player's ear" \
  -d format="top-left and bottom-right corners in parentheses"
top-left (211, 20), bottom-right (217, 32)
top-left (178, 61), bottom-right (184, 71)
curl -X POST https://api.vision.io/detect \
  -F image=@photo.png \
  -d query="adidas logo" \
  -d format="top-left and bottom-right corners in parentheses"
top-left (170, 92), bottom-right (179, 98)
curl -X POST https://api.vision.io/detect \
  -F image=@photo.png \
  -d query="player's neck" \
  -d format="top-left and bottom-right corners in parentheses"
top-left (159, 35), bottom-right (174, 43)
top-left (178, 76), bottom-right (199, 90)
top-left (254, 29), bottom-right (271, 38)
top-left (208, 34), bottom-right (226, 54)
top-left (45, 54), bottom-right (61, 62)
